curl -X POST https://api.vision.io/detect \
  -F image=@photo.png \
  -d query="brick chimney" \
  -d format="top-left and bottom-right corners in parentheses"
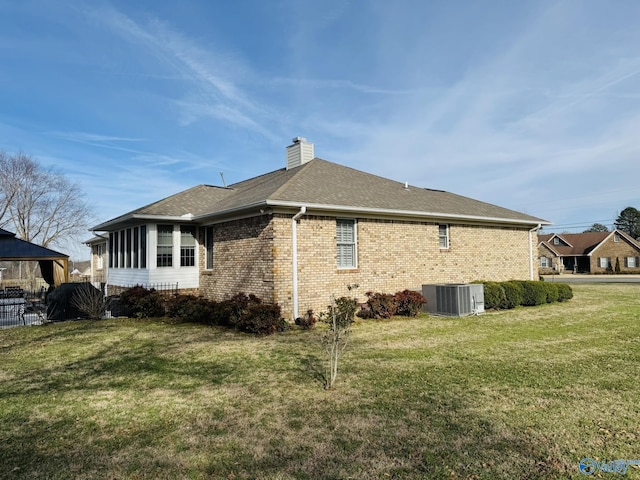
top-left (286, 137), bottom-right (314, 170)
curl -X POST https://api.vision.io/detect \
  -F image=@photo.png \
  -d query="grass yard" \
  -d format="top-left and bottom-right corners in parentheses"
top-left (1, 284), bottom-right (639, 479)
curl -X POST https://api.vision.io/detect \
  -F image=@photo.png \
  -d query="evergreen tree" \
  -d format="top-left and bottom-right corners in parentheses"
top-left (614, 207), bottom-right (640, 239)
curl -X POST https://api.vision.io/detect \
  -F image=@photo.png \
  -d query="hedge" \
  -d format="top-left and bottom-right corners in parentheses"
top-left (476, 280), bottom-right (572, 310)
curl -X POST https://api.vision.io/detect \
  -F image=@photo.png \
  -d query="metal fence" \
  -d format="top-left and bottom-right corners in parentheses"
top-left (0, 287), bottom-right (47, 329)
top-left (106, 283), bottom-right (180, 298)
top-left (0, 283), bottom-right (181, 327)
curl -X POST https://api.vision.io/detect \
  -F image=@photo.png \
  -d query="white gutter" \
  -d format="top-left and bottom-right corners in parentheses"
top-left (291, 206), bottom-right (307, 320)
top-left (264, 200), bottom-right (550, 227)
top-left (529, 224), bottom-right (542, 280)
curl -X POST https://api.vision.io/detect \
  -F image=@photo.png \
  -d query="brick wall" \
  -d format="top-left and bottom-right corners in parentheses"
top-left (537, 243), bottom-right (562, 274)
top-left (276, 216), bottom-right (536, 320)
top-left (590, 236), bottom-right (640, 273)
top-left (198, 215), bottom-right (275, 302)
top-left (89, 243), bottom-right (106, 284)
top-left (195, 214), bottom-right (537, 321)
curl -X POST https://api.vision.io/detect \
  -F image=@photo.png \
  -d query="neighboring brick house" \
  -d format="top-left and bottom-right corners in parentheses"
top-left (84, 235), bottom-right (107, 286)
top-left (538, 230), bottom-right (640, 274)
top-left (90, 137), bottom-right (549, 320)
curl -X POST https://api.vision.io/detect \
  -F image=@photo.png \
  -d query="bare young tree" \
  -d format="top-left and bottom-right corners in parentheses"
top-left (0, 151), bottom-right (93, 249)
top-left (319, 285), bottom-right (359, 390)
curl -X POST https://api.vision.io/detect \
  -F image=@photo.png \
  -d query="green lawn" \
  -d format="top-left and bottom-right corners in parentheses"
top-left (1, 284), bottom-right (639, 479)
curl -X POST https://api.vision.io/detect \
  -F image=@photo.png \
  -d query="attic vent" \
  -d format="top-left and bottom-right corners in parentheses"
top-left (286, 136), bottom-right (314, 170)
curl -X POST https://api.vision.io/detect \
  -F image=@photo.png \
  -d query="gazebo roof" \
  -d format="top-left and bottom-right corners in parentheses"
top-left (0, 228), bottom-right (69, 260)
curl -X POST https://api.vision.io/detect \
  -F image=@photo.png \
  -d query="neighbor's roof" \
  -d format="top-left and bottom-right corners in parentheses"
top-left (538, 231), bottom-right (640, 256)
top-left (0, 228), bottom-right (69, 260)
top-left (92, 159), bottom-right (548, 230)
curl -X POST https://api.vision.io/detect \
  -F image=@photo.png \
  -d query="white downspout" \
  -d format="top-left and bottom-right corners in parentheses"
top-left (292, 206), bottom-right (307, 319)
top-left (529, 224), bottom-right (542, 280)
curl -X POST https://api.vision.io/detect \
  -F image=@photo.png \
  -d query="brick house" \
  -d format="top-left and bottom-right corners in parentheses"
top-left (84, 235), bottom-right (107, 286)
top-left (90, 137), bottom-right (549, 320)
top-left (538, 230), bottom-right (640, 274)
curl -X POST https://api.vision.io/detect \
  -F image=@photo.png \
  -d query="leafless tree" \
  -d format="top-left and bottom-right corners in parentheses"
top-left (0, 151), bottom-right (93, 249)
top-left (0, 151), bottom-right (21, 225)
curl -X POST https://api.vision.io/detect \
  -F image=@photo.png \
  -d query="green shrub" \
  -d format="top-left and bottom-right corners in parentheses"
top-left (225, 292), bottom-right (262, 326)
top-left (120, 285), bottom-right (165, 318)
top-left (483, 282), bottom-right (506, 310)
top-left (394, 289), bottom-right (427, 317)
top-left (556, 283), bottom-right (574, 302)
top-left (500, 281), bottom-right (523, 309)
top-left (333, 296), bottom-right (358, 326)
top-left (236, 303), bottom-right (287, 335)
top-left (542, 282), bottom-right (559, 303)
top-left (518, 281), bottom-right (548, 306)
top-left (209, 299), bottom-right (237, 326)
top-left (362, 291), bottom-right (398, 319)
top-left (166, 294), bottom-right (217, 324)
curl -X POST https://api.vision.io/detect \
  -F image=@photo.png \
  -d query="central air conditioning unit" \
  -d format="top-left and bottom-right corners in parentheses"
top-left (421, 284), bottom-right (484, 317)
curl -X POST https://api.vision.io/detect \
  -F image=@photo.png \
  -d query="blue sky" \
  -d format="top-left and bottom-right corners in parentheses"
top-left (1, 1), bottom-right (639, 259)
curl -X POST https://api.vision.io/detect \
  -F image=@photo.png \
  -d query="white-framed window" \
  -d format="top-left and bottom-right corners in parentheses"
top-left (614, 233), bottom-right (621, 242)
top-left (205, 226), bottom-right (214, 270)
top-left (598, 257), bottom-right (610, 269)
top-left (157, 224), bottom-right (174, 267)
top-left (553, 237), bottom-right (560, 245)
top-left (180, 225), bottom-right (196, 267)
top-left (337, 219), bottom-right (357, 269)
top-left (108, 226), bottom-right (147, 269)
top-left (96, 244), bottom-right (104, 270)
top-left (625, 256), bottom-right (638, 268)
top-left (539, 257), bottom-right (551, 268)
top-left (140, 225), bottom-right (147, 268)
top-left (438, 224), bottom-right (449, 249)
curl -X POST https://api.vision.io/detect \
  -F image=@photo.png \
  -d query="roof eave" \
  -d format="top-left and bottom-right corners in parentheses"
top-left (264, 200), bottom-right (550, 227)
top-left (91, 214), bottom-right (197, 231)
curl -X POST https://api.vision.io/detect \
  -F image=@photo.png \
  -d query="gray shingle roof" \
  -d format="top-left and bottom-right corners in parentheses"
top-left (93, 159), bottom-right (547, 230)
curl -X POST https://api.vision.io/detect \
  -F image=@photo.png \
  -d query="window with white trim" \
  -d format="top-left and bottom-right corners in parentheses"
top-left (108, 227), bottom-right (147, 269)
top-left (140, 225), bottom-right (147, 268)
top-left (133, 227), bottom-right (139, 268)
top-left (625, 256), bottom-right (638, 268)
top-left (205, 226), bottom-right (214, 270)
top-left (614, 233), bottom-right (621, 242)
top-left (157, 225), bottom-right (173, 267)
top-left (539, 257), bottom-right (551, 268)
top-left (96, 244), bottom-right (104, 270)
top-left (337, 219), bottom-right (357, 269)
top-left (180, 225), bottom-right (196, 267)
top-left (438, 224), bottom-right (449, 249)
top-left (598, 257), bottom-right (610, 269)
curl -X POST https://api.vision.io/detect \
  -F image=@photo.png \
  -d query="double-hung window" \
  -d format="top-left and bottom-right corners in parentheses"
top-left (539, 257), bottom-right (551, 268)
top-left (96, 244), bottom-right (104, 270)
top-left (438, 224), bottom-right (450, 249)
top-left (598, 257), bottom-right (610, 269)
top-left (157, 225), bottom-right (174, 267)
top-left (180, 226), bottom-right (196, 267)
top-left (337, 219), bottom-right (357, 269)
top-left (205, 226), bottom-right (214, 270)
top-left (625, 256), bottom-right (638, 268)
